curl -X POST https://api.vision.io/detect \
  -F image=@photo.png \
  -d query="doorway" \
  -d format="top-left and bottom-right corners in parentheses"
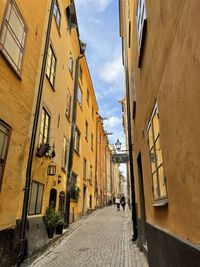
top-left (49, 188), bottom-right (57, 209)
top-left (137, 153), bottom-right (147, 253)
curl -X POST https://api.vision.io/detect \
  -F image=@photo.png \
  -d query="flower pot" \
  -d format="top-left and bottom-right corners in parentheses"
top-left (56, 223), bottom-right (64, 235)
top-left (47, 227), bottom-right (55, 238)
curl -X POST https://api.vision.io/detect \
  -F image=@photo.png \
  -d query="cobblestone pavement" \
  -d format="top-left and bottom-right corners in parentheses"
top-left (26, 206), bottom-right (149, 267)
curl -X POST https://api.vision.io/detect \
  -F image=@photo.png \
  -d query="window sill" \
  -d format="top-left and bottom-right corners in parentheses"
top-left (74, 149), bottom-right (80, 156)
top-left (61, 167), bottom-right (66, 174)
top-left (46, 74), bottom-right (55, 91)
top-left (0, 50), bottom-right (22, 80)
top-left (152, 199), bottom-right (168, 207)
top-left (69, 68), bottom-right (73, 79)
top-left (65, 114), bottom-right (71, 123)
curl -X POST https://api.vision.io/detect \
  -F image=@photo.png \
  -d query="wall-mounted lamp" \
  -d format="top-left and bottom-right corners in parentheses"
top-left (47, 162), bottom-right (56, 176)
top-left (58, 175), bottom-right (62, 184)
top-left (115, 139), bottom-right (122, 151)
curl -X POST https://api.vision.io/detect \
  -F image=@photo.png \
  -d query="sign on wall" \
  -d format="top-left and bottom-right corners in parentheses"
top-left (112, 153), bottom-right (129, 163)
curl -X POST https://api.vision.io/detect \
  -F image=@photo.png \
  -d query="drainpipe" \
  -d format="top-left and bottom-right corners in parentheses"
top-left (17, 0), bottom-right (54, 264)
top-left (64, 50), bottom-right (85, 227)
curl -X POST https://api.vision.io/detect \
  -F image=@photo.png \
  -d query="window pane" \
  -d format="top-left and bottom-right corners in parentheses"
top-left (36, 184), bottom-right (44, 214)
top-left (3, 29), bottom-right (21, 69)
top-left (29, 182), bottom-right (37, 214)
top-left (155, 137), bottom-right (163, 167)
top-left (148, 124), bottom-right (153, 150)
top-left (153, 112), bottom-right (160, 140)
top-left (9, 6), bottom-right (24, 44)
top-left (150, 148), bottom-right (156, 173)
top-left (152, 172), bottom-right (159, 200)
top-left (158, 166), bottom-right (167, 198)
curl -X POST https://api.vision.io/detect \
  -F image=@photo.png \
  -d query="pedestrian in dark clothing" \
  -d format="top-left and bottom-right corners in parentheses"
top-left (120, 194), bottom-right (126, 211)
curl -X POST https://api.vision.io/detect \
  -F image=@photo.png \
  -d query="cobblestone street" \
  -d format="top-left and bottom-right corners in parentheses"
top-left (25, 207), bottom-right (149, 267)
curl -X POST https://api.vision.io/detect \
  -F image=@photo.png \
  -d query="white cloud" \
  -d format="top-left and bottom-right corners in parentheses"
top-left (75, 0), bottom-right (113, 12)
top-left (104, 116), bottom-right (121, 128)
top-left (99, 56), bottom-right (123, 83)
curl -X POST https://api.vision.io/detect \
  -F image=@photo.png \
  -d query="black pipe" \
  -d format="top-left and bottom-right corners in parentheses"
top-left (17, 0), bottom-right (54, 264)
top-left (125, 63), bottom-right (138, 242)
top-left (64, 55), bottom-right (82, 227)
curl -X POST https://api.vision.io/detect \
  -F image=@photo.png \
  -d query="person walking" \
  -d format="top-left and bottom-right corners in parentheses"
top-left (120, 194), bottom-right (126, 211)
top-left (115, 196), bottom-right (120, 211)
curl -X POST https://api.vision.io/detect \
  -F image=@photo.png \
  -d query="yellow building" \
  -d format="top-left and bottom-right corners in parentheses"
top-left (70, 56), bottom-right (98, 221)
top-left (0, 0), bottom-right (49, 265)
top-left (119, 0), bottom-right (200, 266)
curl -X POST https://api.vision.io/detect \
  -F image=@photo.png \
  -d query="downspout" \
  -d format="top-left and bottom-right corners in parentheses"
top-left (64, 55), bottom-right (81, 227)
top-left (17, 0), bottom-right (54, 264)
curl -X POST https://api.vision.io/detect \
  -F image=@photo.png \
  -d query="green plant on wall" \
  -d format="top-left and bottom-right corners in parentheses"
top-left (71, 185), bottom-right (80, 202)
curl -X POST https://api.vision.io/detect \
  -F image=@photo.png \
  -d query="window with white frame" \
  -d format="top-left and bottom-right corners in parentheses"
top-left (29, 181), bottom-right (44, 215)
top-left (53, 0), bottom-right (61, 29)
top-left (39, 108), bottom-right (50, 145)
top-left (66, 89), bottom-right (71, 119)
top-left (77, 86), bottom-right (82, 106)
top-left (69, 52), bottom-right (73, 76)
top-left (46, 45), bottom-right (57, 87)
top-left (0, 121), bottom-right (11, 191)
top-left (147, 103), bottom-right (167, 201)
top-left (0, 0), bottom-right (27, 75)
top-left (61, 137), bottom-right (68, 171)
top-left (74, 128), bottom-right (80, 154)
top-left (136, 0), bottom-right (147, 53)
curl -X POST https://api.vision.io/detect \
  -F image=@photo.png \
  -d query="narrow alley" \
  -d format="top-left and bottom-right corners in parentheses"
top-left (24, 207), bottom-right (148, 267)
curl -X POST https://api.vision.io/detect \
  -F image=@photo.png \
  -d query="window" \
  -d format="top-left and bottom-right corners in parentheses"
top-left (70, 172), bottom-right (78, 199)
top-left (79, 65), bottom-right (83, 82)
top-left (71, 172), bottom-right (77, 187)
top-left (147, 103), bottom-right (167, 201)
top-left (61, 137), bottom-right (68, 171)
top-left (91, 133), bottom-right (93, 150)
top-left (83, 158), bottom-right (87, 179)
top-left (87, 89), bottom-right (89, 105)
top-left (53, 0), bottom-right (61, 29)
top-left (69, 52), bottom-right (73, 76)
top-left (77, 86), bottom-right (82, 106)
top-left (29, 181), bottom-right (44, 215)
top-left (136, 0), bottom-right (147, 66)
top-left (46, 45), bottom-right (57, 87)
top-left (0, 121), bottom-right (11, 191)
top-left (85, 120), bottom-right (88, 141)
top-left (92, 106), bottom-right (94, 119)
top-left (74, 128), bottom-right (80, 153)
top-left (39, 108), bottom-right (50, 145)
top-left (89, 165), bottom-right (93, 185)
top-left (0, 0), bottom-right (27, 75)
top-left (58, 191), bottom-right (65, 219)
top-left (66, 89), bottom-right (71, 119)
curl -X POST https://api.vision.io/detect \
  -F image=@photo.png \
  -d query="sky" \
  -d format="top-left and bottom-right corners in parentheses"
top-left (75, 0), bottom-right (125, 147)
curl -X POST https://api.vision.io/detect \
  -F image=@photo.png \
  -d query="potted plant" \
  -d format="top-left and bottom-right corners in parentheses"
top-left (56, 219), bottom-right (64, 235)
top-left (45, 204), bottom-right (59, 238)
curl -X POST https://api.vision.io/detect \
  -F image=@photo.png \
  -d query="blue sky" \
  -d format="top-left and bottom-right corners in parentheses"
top-left (75, 0), bottom-right (125, 146)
